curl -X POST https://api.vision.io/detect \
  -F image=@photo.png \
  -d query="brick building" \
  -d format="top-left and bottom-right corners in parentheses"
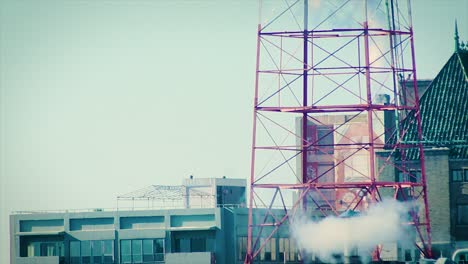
top-left (414, 35), bottom-right (468, 257)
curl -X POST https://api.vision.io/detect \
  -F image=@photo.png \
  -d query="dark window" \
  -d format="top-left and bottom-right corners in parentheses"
top-left (317, 125), bottom-right (334, 154)
top-left (121, 239), bottom-right (164, 263)
top-left (265, 238), bottom-right (276, 261)
top-left (216, 186), bottom-right (224, 205)
top-left (154, 239), bottom-right (164, 261)
top-left (131, 240), bottom-right (142, 263)
top-left (40, 243), bottom-right (56, 256)
top-left (175, 238), bottom-right (190, 253)
top-left (175, 238), bottom-right (181, 252)
top-left (452, 170), bottom-right (463, 182)
top-left (81, 241), bottom-right (91, 264)
top-left (458, 205), bottom-right (468, 225)
top-left (238, 237), bottom-right (247, 261)
top-left (70, 240), bottom-right (114, 264)
top-left (92, 240), bottom-right (102, 263)
top-left (307, 125), bottom-right (334, 155)
top-left (398, 170), bottom-right (421, 183)
top-left (216, 186), bottom-right (246, 206)
top-left (405, 249), bottom-right (412, 261)
top-left (121, 240), bottom-right (131, 263)
top-left (190, 238), bottom-right (206, 252)
top-left (22, 240), bottom-right (63, 258)
top-left (279, 238), bottom-right (290, 261)
top-left (103, 240), bottom-right (114, 263)
top-left (70, 241), bottom-right (80, 264)
top-left (143, 240), bottom-right (154, 262)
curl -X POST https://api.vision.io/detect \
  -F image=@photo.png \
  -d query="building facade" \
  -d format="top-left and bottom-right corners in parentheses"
top-left (10, 177), bottom-right (302, 264)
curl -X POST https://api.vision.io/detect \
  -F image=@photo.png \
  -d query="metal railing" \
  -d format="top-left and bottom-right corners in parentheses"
top-left (12, 203), bottom-right (249, 215)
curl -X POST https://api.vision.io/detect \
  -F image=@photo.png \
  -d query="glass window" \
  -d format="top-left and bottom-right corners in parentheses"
top-left (414, 249), bottom-right (421, 261)
top-left (278, 238), bottom-right (285, 261)
top-left (265, 238), bottom-right (271, 261)
top-left (411, 171), bottom-right (421, 183)
top-left (40, 243), bottom-right (56, 256)
top-left (458, 205), bottom-right (468, 225)
top-left (452, 170), bottom-right (463, 182)
top-left (262, 238), bottom-right (276, 261)
top-left (175, 238), bottom-right (190, 253)
top-left (92, 240), bottom-right (103, 264)
top-left (398, 170), bottom-right (421, 183)
top-left (271, 238), bottom-right (276, 261)
top-left (190, 238), bottom-right (206, 252)
top-left (81, 241), bottom-right (91, 264)
top-left (120, 239), bottom-right (163, 263)
top-left (58, 242), bottom-right (64, 257)
top-left (238, 237), bottom-right (247, 261)
top-left (206, 238), bottom-right (215, 252)
top-left (33, 242), bottom-right (41, 257)
top-left (217, 186), bottom-right (224, 205)
top-left (154, 239), bottom-right (164, 254)
top-left (317, 125), bottom-right (334, 154)
top-left (260, 238), bottom-right (266, 261)
top-left (69, 240), bottom-right (113, 264)
top-left (397, 171), bottom-right (406, 182)
top-left (70, 241), bottom-right (81, 264)
top-left (143, 240), bottom-right (154, 262)
top-left (103, 240), bottom-right (113, 263)
top-left (280, 238), bottom-right (295, 261)
top-left (154, 239), bottom-right (164, 261)
top-left (25, 241), bottom-right (63, 257)
top-left (121, 240), bottom-right (132, 264)
top-left (289, 239), bottom-right (297, 261)
top-left (405, 249), bottom-right (412, 261)
top-left (132, 240), bottom-right (142, 263)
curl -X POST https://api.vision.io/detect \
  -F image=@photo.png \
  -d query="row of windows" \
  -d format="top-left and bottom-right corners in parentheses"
top-left (397, 170), bottom-right (421, 183)
top-left (26, 241), bottom-right (64, 257)
top-left (238, 237), bottom-right (299, 262)
top-left (174, 237), bottom-right (214, 253)
top-left (121, 239), bottom-right (164, 263)
top-left (70, 240), bottom-right (114, 264)
top-left (452, 169), bottom-right (468, 182)
top-left (396, 169), bottom-right (468, 183)
top-left (25, 237), bottom-right (215, 263)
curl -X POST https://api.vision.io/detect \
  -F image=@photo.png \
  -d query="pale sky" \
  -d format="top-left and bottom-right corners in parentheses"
top-left (0, 0), bottom-right (467, 262)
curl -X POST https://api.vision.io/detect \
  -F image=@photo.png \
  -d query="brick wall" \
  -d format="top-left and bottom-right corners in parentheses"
top-left (424, 148), bottom-right (451, 251)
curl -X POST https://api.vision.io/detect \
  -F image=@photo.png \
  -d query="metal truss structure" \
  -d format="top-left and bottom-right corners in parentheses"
top-left (117, 185), bottom-right (213, 209)
top-left (246, 0), bottom-right (432, 262)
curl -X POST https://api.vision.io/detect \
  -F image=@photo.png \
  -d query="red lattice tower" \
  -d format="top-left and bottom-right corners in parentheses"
top-left (246, 0), bottom-right (431, 262)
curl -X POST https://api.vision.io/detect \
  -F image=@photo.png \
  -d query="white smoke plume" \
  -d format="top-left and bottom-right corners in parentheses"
top-left (291, 200), bottom-right (414, 262)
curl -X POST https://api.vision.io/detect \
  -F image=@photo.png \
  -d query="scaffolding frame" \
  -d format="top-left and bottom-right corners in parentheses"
top-left (246, 0), bottom-right (431, 262)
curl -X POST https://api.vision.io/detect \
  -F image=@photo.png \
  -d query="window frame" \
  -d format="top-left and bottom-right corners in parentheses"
top-left (121, 239), bottom-right (165, 263)
top-left (457, 204), bottom-right (468, 225)
top-left (69, 240), bottom-right (114, 264)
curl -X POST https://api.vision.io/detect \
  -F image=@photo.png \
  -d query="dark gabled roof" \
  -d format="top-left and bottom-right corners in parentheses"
top-left (397, 50), bottom-right (468, 159)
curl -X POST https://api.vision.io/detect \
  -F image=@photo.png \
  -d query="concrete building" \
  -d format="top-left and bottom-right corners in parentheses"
top-left (10, 177), bottom-right (301, 264)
